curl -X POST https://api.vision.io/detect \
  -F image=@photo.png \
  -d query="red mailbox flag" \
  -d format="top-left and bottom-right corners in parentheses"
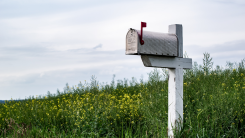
top-left (140, 22), bottom-right (147, 45)
top-left (141, 22), bottom-right (147, 27)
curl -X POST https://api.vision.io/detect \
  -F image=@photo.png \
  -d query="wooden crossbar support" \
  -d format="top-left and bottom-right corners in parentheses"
top-left (141, 56), bottom-right (192, 69)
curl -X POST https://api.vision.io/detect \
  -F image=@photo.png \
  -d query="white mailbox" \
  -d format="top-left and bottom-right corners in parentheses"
top-left (126, 29), bottom-right (178, 57)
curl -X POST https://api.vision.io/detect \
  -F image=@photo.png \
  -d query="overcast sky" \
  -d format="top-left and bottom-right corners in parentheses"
top-left (0, 0), bottom-right (245, 100)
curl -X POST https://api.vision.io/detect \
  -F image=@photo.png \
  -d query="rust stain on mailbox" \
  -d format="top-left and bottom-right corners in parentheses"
top-left (126, 29), bottom-right (178, 56)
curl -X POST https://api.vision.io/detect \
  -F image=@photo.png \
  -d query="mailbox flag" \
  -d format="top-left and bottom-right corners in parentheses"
top-left (141, 22), bottom-right (147, 27)
top-left (140, 22), bottom-right (147, 45)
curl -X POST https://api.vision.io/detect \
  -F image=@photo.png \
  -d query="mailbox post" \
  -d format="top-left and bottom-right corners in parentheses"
top-left (126, 23), bottom-right (192, 137)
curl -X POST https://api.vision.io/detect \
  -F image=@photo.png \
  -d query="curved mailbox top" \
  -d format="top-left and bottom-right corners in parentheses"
top-left (126, 29), bottom-right (178, 57)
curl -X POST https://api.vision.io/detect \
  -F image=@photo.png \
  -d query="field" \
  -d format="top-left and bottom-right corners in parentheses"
top-left (0, 53), bottom-right (245, 137)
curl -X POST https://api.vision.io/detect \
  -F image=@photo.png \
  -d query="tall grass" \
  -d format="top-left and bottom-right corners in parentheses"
top-left (0, 53), bottom-right (245, 137)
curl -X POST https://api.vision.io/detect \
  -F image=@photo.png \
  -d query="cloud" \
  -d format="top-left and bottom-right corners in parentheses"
top-left (1, 0), bottom-right (244, 52)
top-left (0, 49), bottom-right (151, 100)
top-left (185, 39), bottom-right (245, 67)
top-left (93, 44), bottom-right (102, 49)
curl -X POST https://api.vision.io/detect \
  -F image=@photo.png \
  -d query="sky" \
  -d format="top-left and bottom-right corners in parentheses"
top-left (0, 0), bottom-right (245, 100)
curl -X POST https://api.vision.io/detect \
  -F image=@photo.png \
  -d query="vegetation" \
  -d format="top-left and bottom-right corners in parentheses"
top-left (0, 53), bottom-right (245, 137)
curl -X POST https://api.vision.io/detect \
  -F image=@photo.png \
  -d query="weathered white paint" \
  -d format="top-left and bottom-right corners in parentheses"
top-left (168, 24), bottom-right (183, 58)
top-left (141, 55), bottom-right (192, 69)
top-left (168, 68), bottom-right (183, 137)
top-left (168, 24), bottom-right (184, 138)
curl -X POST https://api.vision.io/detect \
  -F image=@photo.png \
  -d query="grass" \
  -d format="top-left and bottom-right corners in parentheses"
top-left (0, 53), bottom-right (245, 137)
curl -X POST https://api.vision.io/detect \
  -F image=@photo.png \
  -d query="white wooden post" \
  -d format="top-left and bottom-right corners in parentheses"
top-left (168, 24), bottom-right (183, 137)
top-left (168, 68), bottom-right (183, 136)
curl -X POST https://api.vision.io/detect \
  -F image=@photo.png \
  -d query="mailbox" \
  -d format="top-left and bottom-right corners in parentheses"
top-left (125, 22), bottom-right (191, 69)
top-left (126, 29), bottom-right (179, 57)
top-left (125, 22), bottom-right (192, 137)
